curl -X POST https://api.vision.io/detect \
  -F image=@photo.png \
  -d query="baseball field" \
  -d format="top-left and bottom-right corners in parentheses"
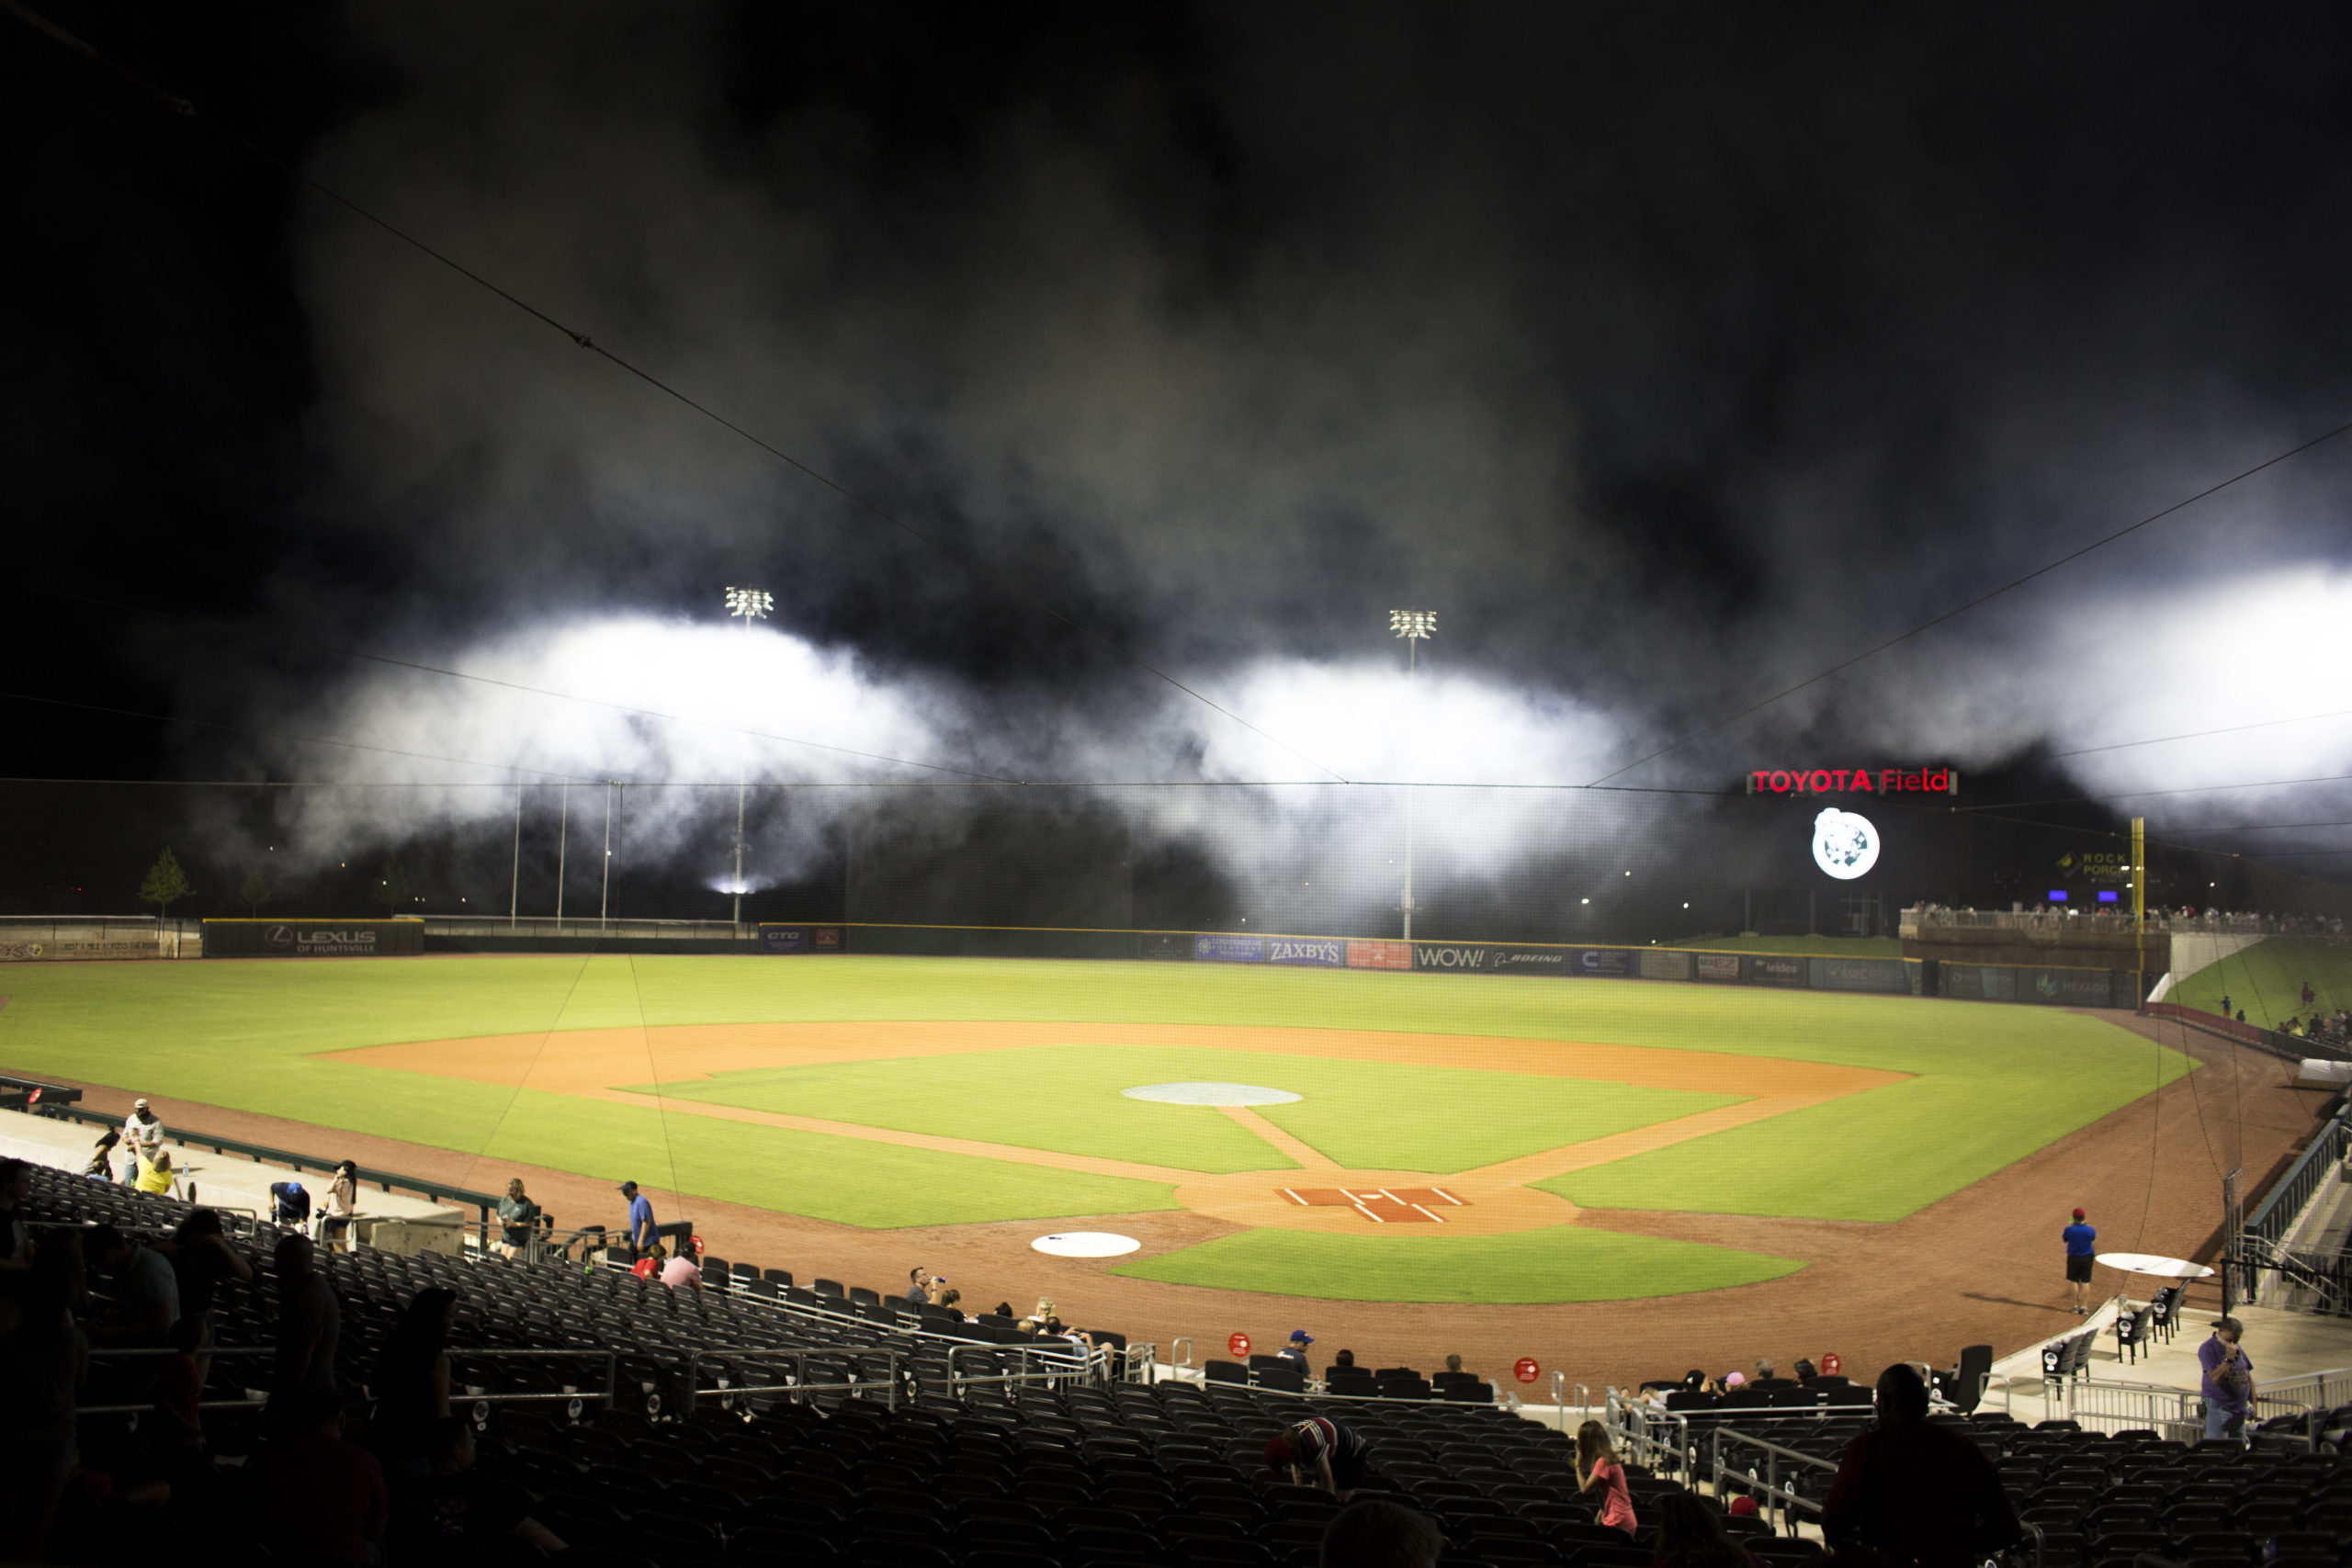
top-left (0, 953), bottom-right (2194, 1305)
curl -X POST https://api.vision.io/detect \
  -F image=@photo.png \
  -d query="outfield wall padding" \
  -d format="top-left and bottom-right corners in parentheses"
top-left (205, 919), bottom-right (425, 957)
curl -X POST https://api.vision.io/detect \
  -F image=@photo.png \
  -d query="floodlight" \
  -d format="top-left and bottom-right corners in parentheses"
top-left (1389, 609), bottom-right (1436, 640)
top-left (726, 586), bottom-right (774, 621)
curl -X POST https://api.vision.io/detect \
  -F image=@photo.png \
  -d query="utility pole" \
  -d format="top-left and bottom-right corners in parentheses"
top-left (1389, 610), bottom-right (1435, 941)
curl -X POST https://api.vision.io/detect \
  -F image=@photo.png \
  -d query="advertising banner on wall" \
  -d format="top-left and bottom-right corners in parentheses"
top-left (202, 919), bottom-right (425, 958)
top-left (1346, 940), bottom-right (1412, 971)
top-left (1694, 953), bottom-right (1741, 982)
top-left (1140, 932), bottom-right (1193, 961)
top-left (758, 926), bottom-right (843, 954)
top-left (1741, 953), bottom-right (1808, 987)
top-left (1638, 950), bottom-right (1692, 982)
top-left (0, 937), bottom-right (160, 963)
top-left (2019, 967), bottom-right (2122, 1008)
top-left (1265, 936), bottom-right (1346, 967)
top-left (1569, 948), bottom-right (1633, 976)
top-left (1195, 934), bottom-right (1265, 964)
top-left (1809, 956), bottom-right (1911, 994)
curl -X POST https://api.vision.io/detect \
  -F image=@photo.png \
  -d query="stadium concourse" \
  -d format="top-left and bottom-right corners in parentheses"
top-left (6, 1003), bottom-right (2325, 1390)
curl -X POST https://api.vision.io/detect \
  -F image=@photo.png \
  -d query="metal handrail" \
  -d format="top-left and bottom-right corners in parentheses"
top-left (1710, 1427), bottom-right (1840, 1538)
top-left (684, 1348), bottom-right (903, 1417)
top-left (447, 1348), bottom-right (624, 1415)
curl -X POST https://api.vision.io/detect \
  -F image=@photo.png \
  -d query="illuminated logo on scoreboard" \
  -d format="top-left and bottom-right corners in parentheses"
top-left (1748, 767), bottom-right (1955, 795)
top-left (1812, 808), bottom-right (1881, 880)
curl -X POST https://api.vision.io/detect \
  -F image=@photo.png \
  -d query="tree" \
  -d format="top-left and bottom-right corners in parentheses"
top-left (239, 868), bottom-right (270, 917)
top-left (139, 848), bottom-right (191, 918)
top-left (375, 855), bottom-right (411, 915)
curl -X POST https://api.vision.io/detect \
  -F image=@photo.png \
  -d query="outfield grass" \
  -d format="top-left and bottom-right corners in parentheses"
top-left (1112, 1224), bottom-right (1804, 1303)
top-left (0, 954), bottom-right (2193, 1301)
top-left (636, 1044), bottom-right (1736, 1175)
top-left (2174, 938), bottom-right (2352, 1031)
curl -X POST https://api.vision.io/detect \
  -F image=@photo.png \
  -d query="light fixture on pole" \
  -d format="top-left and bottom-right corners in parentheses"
top-left (724, 586), bottom-right (774, 930)
top-left (1389, 610), bottom-right (1435, 941)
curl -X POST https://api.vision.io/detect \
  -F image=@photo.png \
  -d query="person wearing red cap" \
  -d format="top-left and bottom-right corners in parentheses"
top-left (2062, 1208), bottom-right (2097, 1314)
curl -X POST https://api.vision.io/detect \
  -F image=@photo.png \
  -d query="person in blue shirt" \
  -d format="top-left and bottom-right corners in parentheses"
top-left (2062, 1208), bottom-right (2097, 1314)
top-left (619, 1181), bottom-right (656, 1259)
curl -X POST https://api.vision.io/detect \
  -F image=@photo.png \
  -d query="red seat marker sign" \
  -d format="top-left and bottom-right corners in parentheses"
top-left (1747, 767), bottom-right (1957, 795)
top-left (1228, 1332), bottom-right (1250, 1358)
top-left (1514, 1357), bottom-right (1541, 1383)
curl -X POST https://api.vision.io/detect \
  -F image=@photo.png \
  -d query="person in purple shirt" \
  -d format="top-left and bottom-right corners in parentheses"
top-left (2199, 1316), bottom-right (2252, 1443)
top-left (2062, 1208), bottom-right (2097, 1315)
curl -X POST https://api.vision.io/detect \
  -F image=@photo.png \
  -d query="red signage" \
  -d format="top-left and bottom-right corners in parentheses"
top-left (1513, 1357), bottom-right (1541, 1383)
top-left (1820, 1351), bottom-right (1842, 1376)
top-left (1747, 768), bottom-right (1955, 795)
top-left (1227, 1332), bottom-right (1250, 1358)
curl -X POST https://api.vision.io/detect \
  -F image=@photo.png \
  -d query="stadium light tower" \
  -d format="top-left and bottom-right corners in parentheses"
top-left (1390, 610), bottom-right (1435, 941)
top-left (725, 586), bottom-right (774, 929)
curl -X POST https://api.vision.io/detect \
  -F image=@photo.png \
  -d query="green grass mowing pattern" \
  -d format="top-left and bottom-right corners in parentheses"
top-left (2173, 938), bottom-right (2352, 1031)
top-left (627, 1043), bottom-right (1738, 1176)
top-left (1111, 1224), bottom-right (1804, 1303)
top-left (0, 953), bottom-right (2189, 1234)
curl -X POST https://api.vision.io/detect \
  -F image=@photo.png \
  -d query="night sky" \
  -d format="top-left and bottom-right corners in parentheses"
top-left (7, 4), bottom-right (2352, 926)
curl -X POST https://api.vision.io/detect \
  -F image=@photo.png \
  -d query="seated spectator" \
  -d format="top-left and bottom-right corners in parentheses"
top-left (1320, 1498), bottom-right (1442, 1568)
top-left (134, 1147), bottom-right (177, 1194)
top-left (934, 1288), bottom-right (970, 1322)
top-left (494, 1179), bottom-right (541, 1258)
top-left (1823, 1363), bottom-right (2019, 1568)
top-left (1333, 1348), bottom-right (1356, 1370)
top-left (1443, 1353), bottom-right (1464, 1374)
top-left (1793, 1357), bottom-right (1817, 1384)
top-left (660, 1248), bottom-right (704, 1295)
top-left (371, 1288), bottom-right (457, 1482)
top-left (1280, 1329), bottom-right (1314, 1373)
top-left (83, 1129), bottom-right (121, 1181)
top-left (253, 1390), bottom-right (389, 1568)
top-left (631, 1241), bottom-right (668, 1280)
top-left (0, 1230), bottom-right (89, 1562)
top-left (1653, 1491), bottom-right (1761, 1568)
top-left (396, 1416), bottom-right (566, 1561)
top-left (1576, 1419), bottom-right (1637, 1534)
top-left (270, 1233), bottom-right (341, 1416)
top-left (1750, 1358), bottom-right (1795, 1390)
top-left (86, 1222), bottom-right (179, 1347)
top-left (161, 1207), bottom-right (253, 1334)
top-left (903, 1267), bottom-right (933, 1306)
top-left (991, 1301), bottom-right (1015, 1319)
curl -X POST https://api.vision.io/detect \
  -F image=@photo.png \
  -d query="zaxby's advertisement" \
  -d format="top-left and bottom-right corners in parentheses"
top-left (202, 919), bottom-right (425, 958)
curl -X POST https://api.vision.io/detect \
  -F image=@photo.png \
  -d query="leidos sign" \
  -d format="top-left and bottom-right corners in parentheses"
top-left (1747, 767), bottom-right (1957, 795)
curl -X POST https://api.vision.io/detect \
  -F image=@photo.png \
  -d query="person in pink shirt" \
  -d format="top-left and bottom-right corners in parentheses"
top-left (658, 1250), bottom-right (703, 1295)
top-left (1577, 1420), bottom-right (1637, 1535)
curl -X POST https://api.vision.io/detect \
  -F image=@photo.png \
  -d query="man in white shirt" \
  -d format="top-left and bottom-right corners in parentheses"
top-left (122, 1100), bottom-right (165, 1185)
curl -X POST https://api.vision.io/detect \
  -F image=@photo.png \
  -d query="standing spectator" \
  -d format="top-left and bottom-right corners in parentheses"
top-left (270, 1233), bottom-right (342, 1416)
top-left (660, 1249), bottom-right (704, 1295)
top-left (84, 1129), bottom-right (122, 1180)
top-left (0, 1230), bottom-right (89, 1562)
top-left (1652, 1491), bottom-right (1762, 1568)
top-left (2062, 1208), bottom-right (2097, 1314)
top-left (2199, 1316), bottom-right (2253, 1443)
top-left (619, 1181), bottom-right (657, 1258)
top-left (2221, 992), bottom-right (2232, 1018)
top-left (161, 1208), bottom-right (254, 1335)
top-left (0, 1158), bottom-right (29, 1269)
top-left (1280, 1330), bottom-right (1314, 1373)
top-left (122, 1099), bottom-right (165, 1182)
top-left (904, 1267), bottom-right (933, 1306)
top-left (85, 1222), bottom-right (179, 1347)
top-left (371, 1288), bottom-right (457, 1481)
top-left (253, 1390), bottom-right (389, 1568)
top-left (322, 1160), bottom-right (359, 1252)
top-left (1266, 1416), bottom-right (1368, 1497)
top-left (1319, 1499), bottom-right (1442, 1568)
top-left (494, 1179), bottom-right (540, 1258)
top-left (1575, 1420), bottom-right (1637, 1534)
top-left (1823, 1364), bottom-right (2019, 1568)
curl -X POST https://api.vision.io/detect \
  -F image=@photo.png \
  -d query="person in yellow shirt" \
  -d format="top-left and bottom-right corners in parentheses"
top-left (136, 1148), bottom-right (176, 1195)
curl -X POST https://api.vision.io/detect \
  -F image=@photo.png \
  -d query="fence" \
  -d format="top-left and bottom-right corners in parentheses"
top-left (1708, 1428), bottom-right (1838, 1537)
top-left (1987, 1369), bottom-right (2352, 1443)
top-left (2237, 1100), bottom-right (2352, 1303)
top-left (0, 914), bottom-right (199, 962)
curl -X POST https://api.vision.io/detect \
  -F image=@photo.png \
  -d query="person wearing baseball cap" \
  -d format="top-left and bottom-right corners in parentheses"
top-left (2200, 1315), bottom-right (2252, 1444)
top-left (619, 1181), bottom-right (656, 1259)
top-left (122, 1098), bottom-right (165, 1184)
top-left (1276, 1329), bottom-right (1314, 1376)
top-left (2062, 1207), bottom-right (2097, 1314)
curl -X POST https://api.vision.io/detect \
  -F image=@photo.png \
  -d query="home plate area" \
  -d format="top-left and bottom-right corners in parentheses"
top-left (1277, 1185), bottom-right (1471, 1223)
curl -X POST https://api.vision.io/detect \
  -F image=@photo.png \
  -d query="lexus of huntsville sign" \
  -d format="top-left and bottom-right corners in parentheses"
top-left (201, 919), bottom-right (426, 957)
top-left (1746, 767), bottom-right (1957, 795)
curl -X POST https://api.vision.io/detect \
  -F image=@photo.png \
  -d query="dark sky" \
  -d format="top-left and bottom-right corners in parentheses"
top-left (8, 3), bottom-right (2352, 916)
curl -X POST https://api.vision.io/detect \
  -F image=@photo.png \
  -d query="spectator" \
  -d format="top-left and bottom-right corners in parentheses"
top-left (1281, 1330), bottom-right (1314, 1373)
top-left (631, 1242), bottom-right (668, 1281)
top-left (991, 1302), bottom-right (1015, 1319)
top-left (619, 1180), bottom-right (657, 1258)
top-left (494, 1179), bottom-right (541, 1259)
top-left (83, 1128), bottom-right (121, 1180)
top-left (2063, 1208), bottom-right (2097, 1314)
top-left (161, 1208), bottom-right (253, 1334)
top-left (1652, 1491), bottom-right (1760, 1568)
top-left (0, 1230), bottom-right (89, 1562)
top-left (2199, 1315), bottom-right (2252, 1443)
top-left (268, 1179), bottom-right (312, 1230)
top-left (322, 1160), bottom-right (359, 1252)
top-left (660, 1248), bottom-right (704, 1295)
top-left (371, 1288), bottom-right (457, 1481)
top-left (1443, 1354), bottom-right (1464, 1375)
top-left (85, 1222), bottom-right (179, 1347)
top-left (254, 1390), bottom-right (389, 1568)
top-left (1333, 1349), bottom-right (1357, 1370)
top-left (134, 1146), bottom-right (177, 1194)
top-left (904, 1267), bottom-right (933, 1306)
top-left (270, 1233), bottom-right (341, 1415)
top-left (122, 1099), bottom-right (165, 1181)
top-left (934, 1288), bottom-right (969, 1322)
top-left (1793, 1358), bottom-right (1817, 1385)
top-left (1319, 1498), bottom-right (1442, 1568)
top-left (0, 1158), bottom-right (29, 1269)
top-left (1823, 1363), bottom-right (2019, 1568)
top-left (1576, 1420), bottom-right (1637, 1534)
top-left (1267, 1415), bottom-right (1368, 1497)
top-left (398, 1416), bottom-right (566, 1559)
top-left (1753, 1359), bottom-right (1782, 1384)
